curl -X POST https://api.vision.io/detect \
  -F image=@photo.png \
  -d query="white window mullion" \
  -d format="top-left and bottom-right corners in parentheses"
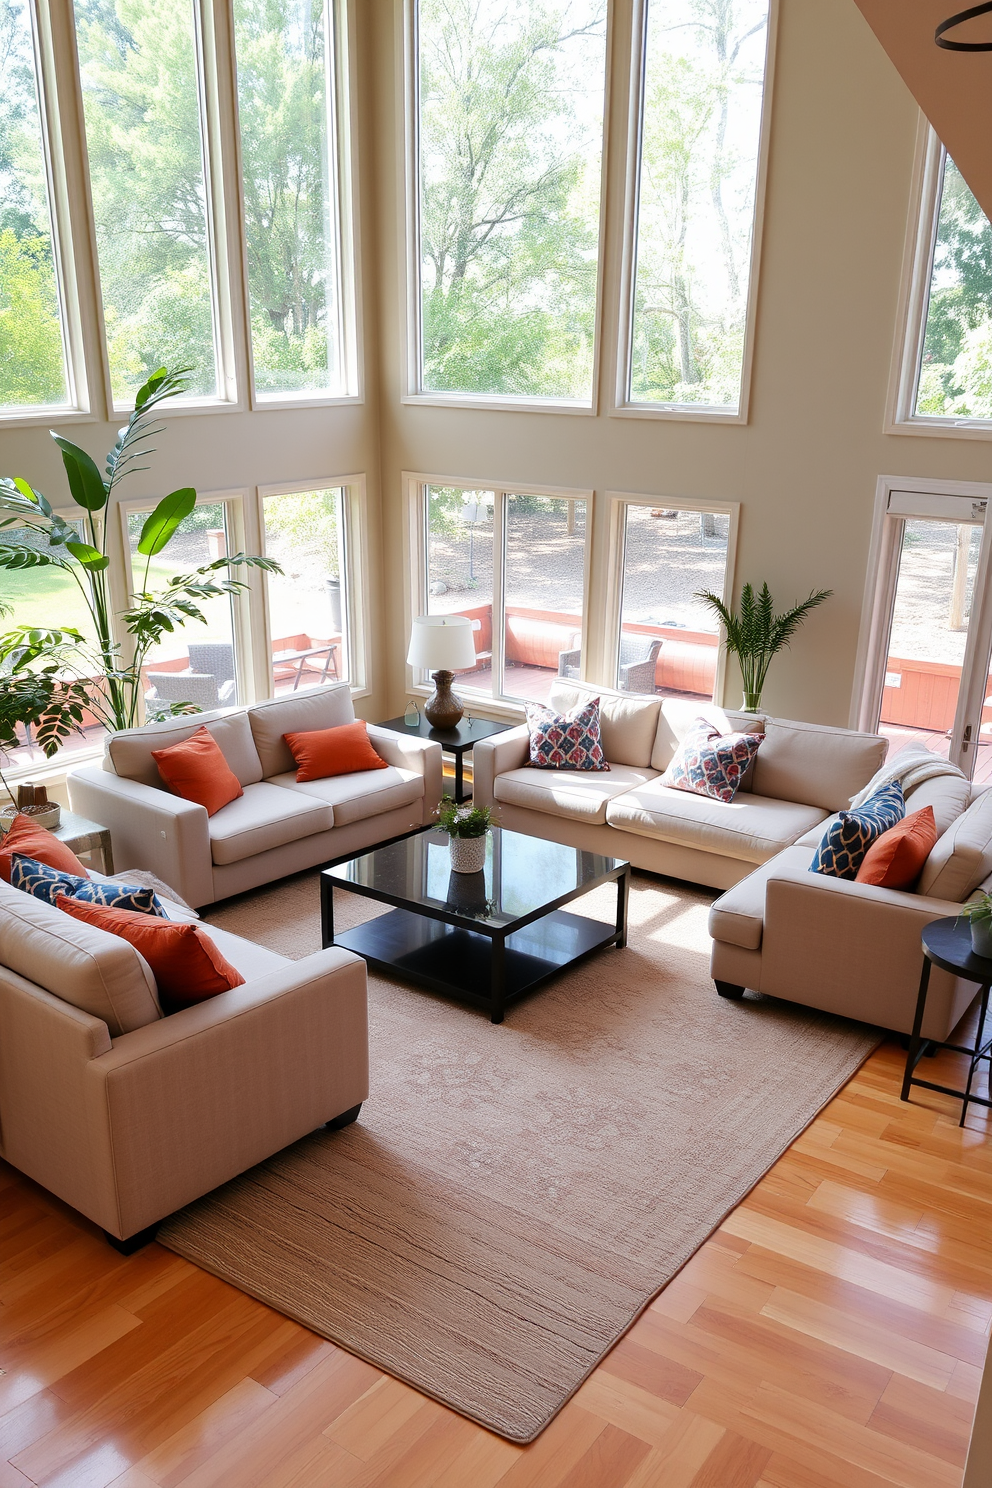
top-left (492, 491), bottom-right (507, 702)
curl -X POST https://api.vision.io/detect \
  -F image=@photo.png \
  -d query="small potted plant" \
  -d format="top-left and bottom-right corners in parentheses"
top-left (960, 891), bottom-right (992, 958)
top-left (436, 796), bottom-right (494, 873)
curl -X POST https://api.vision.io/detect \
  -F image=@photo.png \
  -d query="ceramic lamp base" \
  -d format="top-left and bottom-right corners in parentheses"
top-left (423, 670), bottom-right (464, 730)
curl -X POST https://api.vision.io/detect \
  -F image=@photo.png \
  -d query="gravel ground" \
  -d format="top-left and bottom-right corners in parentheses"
top-left (889, 521), bottom-right (978, 666)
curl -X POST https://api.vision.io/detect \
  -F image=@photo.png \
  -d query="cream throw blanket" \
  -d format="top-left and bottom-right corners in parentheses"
top-left (849, 747), bottom-right (965, 810)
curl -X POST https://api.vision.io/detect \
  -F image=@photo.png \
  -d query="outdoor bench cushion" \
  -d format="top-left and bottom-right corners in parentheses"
top-left (207, 783), bottom-right (334, 867)
top-left (604, 784), bottom-right (828, 864)
top-left (493, 764), bottom-right (659, 825)
top-left (269, 766), bottom-right (424, 827)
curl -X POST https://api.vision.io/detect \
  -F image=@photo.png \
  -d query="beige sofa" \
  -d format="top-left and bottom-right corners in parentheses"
top-left (0, 876), bottom-right (368, 1247)
top-left (708, 772), bottom-right (982, 1040)
top-left (68, 684), bottom-right (443, 908)
top-left (472, 680), bottom-right (889, 890)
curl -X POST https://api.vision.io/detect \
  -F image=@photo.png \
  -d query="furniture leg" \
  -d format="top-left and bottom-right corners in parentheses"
top-left (959, 982), bottom-right (991, 1127)
top-left (326, 1102), bottom-right (362, 1130)
top-left (320, 873), bottom-right (335, 949)
top-left (616, 867), bottom-right (629, 949)
top-left (901, 958), bottom-right (932, 1102)
top-left (716, 981), bottom-right (746, 999)
top-left (104, 1224), bottom-right (159, 1255)
top-left (491, 935), bottom-right (506, 1024)
top-left (454, 750), bottom-right (466, 803)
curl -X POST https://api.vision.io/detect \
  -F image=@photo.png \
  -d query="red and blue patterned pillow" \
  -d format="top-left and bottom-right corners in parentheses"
top-left (525, 696), bottom-right (609, 772)
top-left (660, 718), bottom-right (763, 803)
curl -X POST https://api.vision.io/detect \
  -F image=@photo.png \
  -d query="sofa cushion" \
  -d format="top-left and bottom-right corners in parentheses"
top-left (660, 718), bottom-right (763, 803)
top-left (269, 766), bottom-right (424, 827)
top-left (855, 806), bottom-right (937, 890)
top-left (10, 854), bottom-right (165, 916)
top-left (247, 685), bottom-right (356, 778)
top-left (207, 782), bottom-right (334, 866)
top-left (494, 764), bottom-right (659, 824)
top-left (749, 717), bottom-right (887, 813)
top-left (903, 772), bottom-right (971, 837)
top-left (604, 784), bottom-right (828, 864)
top-left (0, 878), bottom-right (160, 1035)
top-left (196, 922), bottom-right (288, 980)
top-left (152, 724), bottom-right (244, 815)
top-left (918, 788), bottom-right (992, 902)
top-left (650, 699), bottom-right (764, 774)
top-left (548, 680), bottom-right (661, 768)
top-left (809, 781), bottom-right (905, 880)
top-left (285, 720), bottom-right (388, 781)
top-left (708, 845), bottom-right (816, 949)
top-left (108, 710), bottom-right (263, 789)
top-left (0, 813), bottom-right (89, 883)
top-left (526, 696), bottom-right (608, 771)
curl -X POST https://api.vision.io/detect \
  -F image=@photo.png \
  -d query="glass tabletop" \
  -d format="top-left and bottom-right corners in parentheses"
top-left (326, 827), bottom-right (626, 929)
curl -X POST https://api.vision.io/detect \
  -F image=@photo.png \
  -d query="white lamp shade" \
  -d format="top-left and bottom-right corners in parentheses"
top-left (407, 614), bottom-right (477, 671)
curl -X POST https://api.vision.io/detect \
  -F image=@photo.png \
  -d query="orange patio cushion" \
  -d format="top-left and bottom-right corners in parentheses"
top-left (151, 725), bottom-right (243, 816)
top-left (283, 720), bottom-right (388, 782)
top-left (0, 813), bottom-right (88, 884)
top-left (855, 806), bottom-right (937, 890)
top-left (56, 895), bottom-right (245, 1010)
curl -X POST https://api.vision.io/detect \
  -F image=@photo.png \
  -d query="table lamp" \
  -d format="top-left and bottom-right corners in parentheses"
top-left (407, 615), bottom-right (478, 728)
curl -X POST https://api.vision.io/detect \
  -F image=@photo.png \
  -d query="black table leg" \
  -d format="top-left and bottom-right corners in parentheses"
top-left (320, 874), bottom-right (334, 949)
top-left (454, 749), bottom-right (466, 803)
top-left (959, 981), bottom-right (992, 1127)
top-left (491, 935), bottom-right (506, 1024)
top-left (615, 867), bottom-right (629, 949)
top-left (902, 958), bottom-right (932, 1102)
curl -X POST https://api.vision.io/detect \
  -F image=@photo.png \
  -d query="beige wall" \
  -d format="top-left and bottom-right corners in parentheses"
top-left (371, 0), bottom-right (992, 728)
top-left (4, 0), bottom-right (992, 757)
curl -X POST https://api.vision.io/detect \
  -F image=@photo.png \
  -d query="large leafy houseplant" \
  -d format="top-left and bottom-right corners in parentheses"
top-left (0, 367), bottom-right (280, 759)
top-left (696, 581), bottom-right (833, 713)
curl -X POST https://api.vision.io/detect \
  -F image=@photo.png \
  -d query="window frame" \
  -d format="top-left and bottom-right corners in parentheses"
top-left (255, 474), bottom-right (370, 698)
top-left (612, 0), bottom-right (777, 425)
top-left (231, 0), bottom-right (362, 412)
top-left (604, 489), bottom-right (739, 698)
top-left (402, 0), bottom-right (613, 416)
top-left (404, 471), bottom-right (594, 711)
top-left (886, 122), bottom-right (992, 442)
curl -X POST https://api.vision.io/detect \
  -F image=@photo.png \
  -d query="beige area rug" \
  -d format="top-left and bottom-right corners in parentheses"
top-left (157, 870), bottom-right (879, 1442)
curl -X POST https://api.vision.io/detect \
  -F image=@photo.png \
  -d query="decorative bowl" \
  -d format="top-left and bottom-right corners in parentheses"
top-left (0, 802), bottom-right (61, 833)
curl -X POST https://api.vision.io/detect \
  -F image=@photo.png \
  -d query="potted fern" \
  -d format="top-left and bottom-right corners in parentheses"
top-left (696, 582), bottom-right (833, 713)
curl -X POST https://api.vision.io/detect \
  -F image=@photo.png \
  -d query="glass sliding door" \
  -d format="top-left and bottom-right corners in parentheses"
top-left (262, 487), bottom-right (350, 692)
top-left (503, 494), bottom-right (586, 704)
top-left (425, 486), bottom-right (495, 692)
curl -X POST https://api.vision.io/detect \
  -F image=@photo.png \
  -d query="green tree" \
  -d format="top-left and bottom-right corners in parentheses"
top-left (918, 157), bottom-right (992, 419)
top-left (418, 0), bottom-right (607, 398)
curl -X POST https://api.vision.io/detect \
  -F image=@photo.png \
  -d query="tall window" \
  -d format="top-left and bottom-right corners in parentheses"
top-left (73, 0), bottom-right (220, 406)
top-left (615, 502), bottom-right (732, 699)
top-left (262, 487), bottom-right (351, 691)
top-left (415, 0), bottom-right (609, 402)
top-left (0, 0), bottom-right (70, 409)
top-left (627, 0), bottom-right (770, 414)
top-left (914, 153), bottom-right (992, 423)
top-left (421, 481), bottom-right (589, 703)
top-left (234, 0), bottom-right (351, 399)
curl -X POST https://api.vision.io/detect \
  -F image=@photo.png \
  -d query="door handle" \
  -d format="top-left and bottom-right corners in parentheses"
top-left (964, 724), bottom-right (973, 749)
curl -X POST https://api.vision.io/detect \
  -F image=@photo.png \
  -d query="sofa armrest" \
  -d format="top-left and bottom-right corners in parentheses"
top-left (366, 725), bottom-right (443, 820)
top-left (68, 766), bottom-right (214, 909)
top-left (87, 947), bottom-right (369, 1237)
top-left (471, 724), bottom-right (531, 808)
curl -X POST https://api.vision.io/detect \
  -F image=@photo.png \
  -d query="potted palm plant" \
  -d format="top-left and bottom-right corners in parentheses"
top-left (0, 367), bottom-right (280, 758)
top-left (696, 582), bottom-right (833, 713)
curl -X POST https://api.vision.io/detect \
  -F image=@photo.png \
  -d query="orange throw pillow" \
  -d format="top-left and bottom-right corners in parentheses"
top-left (855, 805), bottom-right (937, 890)
top-left (0, 813), bottom-right (88, 884)
top-left (57, 895), bottom-right (245, 1010)
top-left (151, 724), bottom-right (243, 816)
top-left (283, 720), bottom-right (388, 782)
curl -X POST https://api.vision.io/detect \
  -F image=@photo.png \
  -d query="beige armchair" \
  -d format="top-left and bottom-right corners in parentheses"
top-left (0, 878), bottom-right (369, 1248)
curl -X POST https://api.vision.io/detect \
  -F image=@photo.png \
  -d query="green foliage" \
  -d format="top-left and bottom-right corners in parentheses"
top-left (918, 158), bottom-right (992, 419)
top-left (695, 581), bottom-right (832, 709)
top-left (0, 368), bottom-right (282, 757)
top-left (961, 891), bottom-right (992, 926)
top-left (436, 795), bottom-right (494, 838)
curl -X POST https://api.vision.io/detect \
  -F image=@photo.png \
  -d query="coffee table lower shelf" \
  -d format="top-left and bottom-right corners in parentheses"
top-left (331, 905), bottom-right (620, 1021)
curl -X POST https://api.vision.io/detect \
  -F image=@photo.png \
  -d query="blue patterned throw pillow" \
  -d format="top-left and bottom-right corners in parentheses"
top-left (809, 781), bottom-right (905, 880)
top-left (11, 854), bottom-right (165, 915)
top-left (525, 696), bottom-right (610, 771)
top-left (661, 718), bottom-right (763, 804)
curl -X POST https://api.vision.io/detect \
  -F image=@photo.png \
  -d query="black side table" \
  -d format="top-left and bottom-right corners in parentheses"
top-left (902, 916), bottom-right (992, 1126)
top-left (376, 715), bottom-right (512, 803)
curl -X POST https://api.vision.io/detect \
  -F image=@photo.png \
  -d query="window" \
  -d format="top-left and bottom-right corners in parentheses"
top-left (625, 0), bottom-right (770, 415)
top-left (419, 480), bottom-right (589, 703)
top-left (614, 501), bottom-right (733, 699)
top-left (261, 486), bottom-right (351, 691)
top-left (234, 0), bottom-right (353, 400)
top-left (914, 151), bottom-right (992, 424)
top-left (73, 0), bottom-right (221, 406)
top-left (413, 0), bottom-right (609, 403)
top-left (124, 500), bottom-right (242, 719)
top-left (0, 0), bottom-right (71, 409)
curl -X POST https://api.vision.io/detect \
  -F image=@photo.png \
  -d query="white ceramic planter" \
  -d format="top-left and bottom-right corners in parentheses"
top-left (971, 918), bottom-right (992, 959)
top-left (448, 832), bottom-right (488, 874)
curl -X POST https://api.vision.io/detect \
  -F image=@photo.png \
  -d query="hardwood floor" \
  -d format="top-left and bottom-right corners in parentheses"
top-left (1, 1040), bottom-right (989, 1487)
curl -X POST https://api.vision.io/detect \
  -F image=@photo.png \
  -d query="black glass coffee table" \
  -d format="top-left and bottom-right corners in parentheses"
top-left (321, 828), bottom-right (629, 1023)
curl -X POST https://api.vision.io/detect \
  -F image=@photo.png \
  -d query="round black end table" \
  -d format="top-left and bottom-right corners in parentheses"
top-left (901, 916), bottom-right (992, 1126)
